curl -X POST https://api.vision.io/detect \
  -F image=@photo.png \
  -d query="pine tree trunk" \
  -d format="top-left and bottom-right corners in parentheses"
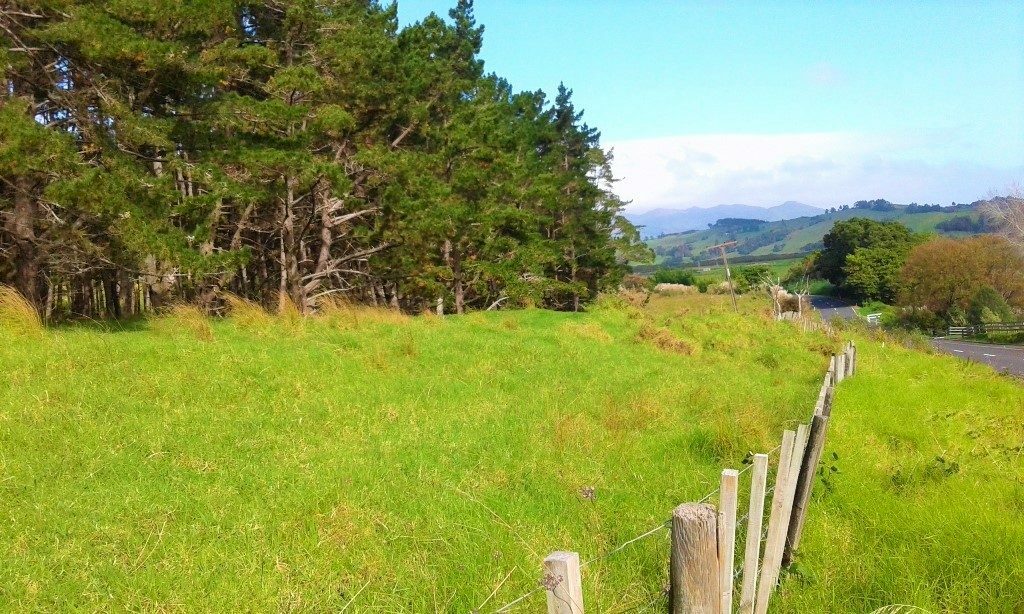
top-left (105, 274), bottom-right (121, 319)
top-left (11, 175), bottom-right (40, 311)
top-left (453, 245), bottom-right (465, 314)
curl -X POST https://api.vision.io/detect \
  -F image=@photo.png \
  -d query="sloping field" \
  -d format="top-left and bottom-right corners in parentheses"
top-left (1, 296), bottom-right (1021, 612)
top-left (647, 206), bottom-right (984, 263)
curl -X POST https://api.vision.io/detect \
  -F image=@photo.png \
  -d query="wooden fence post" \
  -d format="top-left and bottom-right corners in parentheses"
top-left (814, 375), bottom-right (831, 416)
top-left (822, 383), bottom-right (835, 418)
top-left (738, 453), bottom-right (769, 614)
top-left (782, 414), bottom-right (830, 567)
top-left (671, 503), bottom-right (719, 614)
top-left (754, 425), bottom-right (809, 614)
top-left (850, 342), bottom-right (857, 376)
top-left (835, 353), bottom-right (846, 383)
top-left (544, 551), bottom-right (584, 614)
top-left (719, 469), bottom-right (740, 614)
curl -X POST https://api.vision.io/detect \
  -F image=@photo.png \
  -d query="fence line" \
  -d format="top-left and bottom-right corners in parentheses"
top-left (948, 321), bottom-right (1024, 337)
top-left (493, 341), bottom-right (856, 613)
top-left (492, 449), bottom-right (782, 613)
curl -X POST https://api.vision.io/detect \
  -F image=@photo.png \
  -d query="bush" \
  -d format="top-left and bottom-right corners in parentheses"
top-left (621, 274), bottom-right (653, 292)
top-left (734, 264), bottom-right (772, 290)
top-left (967, 287), bottom-right (1012, 325)
top-left (651, 269), bottom-right (696, 286)
top-left (894, 308), bottom-right (946, 335)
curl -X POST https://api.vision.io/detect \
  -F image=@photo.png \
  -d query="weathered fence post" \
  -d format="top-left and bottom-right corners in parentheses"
top-left (719, 469), bottom-right (740, 614)
top-left (782, 413), bottom-right (830, 567)
top-left (849, 341), bottom-right (857, 376)
top-left (754, 425), bottom-right (809, 614)
top-left (671, 503), bottom-right (719, 614)
top-left (835, 353), bottom-right (846, 383)
top-left (738, 453), bottom-right (769, 614)
top-left (814, 373), bottom-right (831, 416)
top-left (543, 551), bottom-right (584, 614)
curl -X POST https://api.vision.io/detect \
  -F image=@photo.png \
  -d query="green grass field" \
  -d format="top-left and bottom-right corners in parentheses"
top-left (1, 295), bottom-right (1021, 612)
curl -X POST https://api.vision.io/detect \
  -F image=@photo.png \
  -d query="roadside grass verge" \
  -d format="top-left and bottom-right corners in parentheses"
top-left (779, 325), bottom-right (1024, 613)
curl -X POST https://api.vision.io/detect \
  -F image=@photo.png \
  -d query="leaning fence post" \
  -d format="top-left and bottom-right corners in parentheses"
top-left (671, 503), bottom-right (719, 614)
top-left (754, 425), bottom-right (809, 614)
top-left (782, 414), bottom-right (830, 567)
top-left (738, 454), bottom-right (769, 614)
top-left (543, 551), bottom-right (584, 614)
top-left (719, 469), bottom-right (740, 614)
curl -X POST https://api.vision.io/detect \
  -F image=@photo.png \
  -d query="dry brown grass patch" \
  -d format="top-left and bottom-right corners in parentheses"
top-left (636, 322), bottom-right (696, 355)
top-left (319, 297), bottom-right (410, 329)
top-left (0, 286), bottom-right (43, 336)
top-left (561, 321), bottom-right (613, 343)
top-left (156, 304), bottom-right (214, 341)
top-left (223, 292), bottom-right (274, 330)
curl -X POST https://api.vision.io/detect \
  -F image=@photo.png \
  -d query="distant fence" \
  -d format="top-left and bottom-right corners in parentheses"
top-left (948, 322), bottom-right (1024, 337)
top-left (495, 342), bottom-right (858, 613)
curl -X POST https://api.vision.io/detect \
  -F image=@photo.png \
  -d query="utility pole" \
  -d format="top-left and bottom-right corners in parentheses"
top-left (706, 240), bottom-right (739, 311)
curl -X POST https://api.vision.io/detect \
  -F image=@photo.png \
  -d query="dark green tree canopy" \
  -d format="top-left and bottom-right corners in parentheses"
top-left (815, 215), bottom-right (921, 294)
top-left (1, 0), bottom-right (646, 318)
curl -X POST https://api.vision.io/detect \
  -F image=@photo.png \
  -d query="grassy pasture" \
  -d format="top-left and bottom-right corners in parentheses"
top-left (1, 294), bottom-right (1021, 612)
top-left (1, 296), bottom-right (825, 612)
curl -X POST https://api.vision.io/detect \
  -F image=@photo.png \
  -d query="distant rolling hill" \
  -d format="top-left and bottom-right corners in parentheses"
top-left (627, 201), bottom-right (822, 238)
top-left (644, 201), bottom-right (992, 267)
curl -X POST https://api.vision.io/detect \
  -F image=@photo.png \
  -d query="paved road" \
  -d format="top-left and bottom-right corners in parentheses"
top-left (932, 338), bottom-right (1024, 377)
top-left (808, 295), bottom-right (1023, 377)
top-left (808, 295), bottom-right (858, 322)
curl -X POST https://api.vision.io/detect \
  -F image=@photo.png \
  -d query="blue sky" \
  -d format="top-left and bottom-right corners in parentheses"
top-left (398, 1), bottom-right (1024, 211)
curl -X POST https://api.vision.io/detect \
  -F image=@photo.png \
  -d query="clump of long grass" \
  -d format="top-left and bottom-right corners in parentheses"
top-left (561, 321), bottom-right (612, 343)
top-left (318, 296), bottom-right (409, 329)
top-left (0, 286), bottom-right (43, 336)
top-left (223, 292), bottom-right (274, 330)
top-left (635, 321), bottom-right (696, 355)
top-left (275, 291), bottom-right (306, 334)
top-left (155, 304), bottom-right (214, 341)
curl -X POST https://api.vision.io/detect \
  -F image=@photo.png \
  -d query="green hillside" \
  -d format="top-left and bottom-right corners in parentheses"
top-left (647, 203), bottom-right (989, 267)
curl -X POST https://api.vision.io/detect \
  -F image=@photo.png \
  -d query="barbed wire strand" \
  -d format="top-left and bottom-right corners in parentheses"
top-left (492, 444), bottom-right (785, 612)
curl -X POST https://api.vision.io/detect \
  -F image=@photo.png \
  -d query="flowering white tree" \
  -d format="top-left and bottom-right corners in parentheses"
top-left (985, 184), bottom-right (1024, 251)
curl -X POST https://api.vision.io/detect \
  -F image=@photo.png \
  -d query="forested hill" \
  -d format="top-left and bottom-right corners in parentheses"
top-left (646, 200), bottom-right (992, 266)
top-left (0, 1), bottom-right (646, 319)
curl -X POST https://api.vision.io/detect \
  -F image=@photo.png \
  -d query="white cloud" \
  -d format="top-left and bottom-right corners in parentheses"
top-left (608, 132), bottom-right (1024, 212)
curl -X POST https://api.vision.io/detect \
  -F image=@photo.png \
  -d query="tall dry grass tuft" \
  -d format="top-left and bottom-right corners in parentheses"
top-left (276, 291), bottom-right (306, 333)
top-left (0, 286), bottom-right (43, 336)
top-left (223, 292), bottom-right (274, 330)
top-left (319, 296), bottom-right (409, 329)
top-left (156, 304), bottom-right (214, 341)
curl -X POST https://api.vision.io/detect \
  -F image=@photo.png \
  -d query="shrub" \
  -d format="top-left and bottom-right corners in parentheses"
top-left (894, 308), bottom-right (946, 335)
top-left (967, 287), bottom-right (1012, 325)
top-left (651, 268), bottom-right (697, 286)
top-left (621, 274), bottom-right (653, 291)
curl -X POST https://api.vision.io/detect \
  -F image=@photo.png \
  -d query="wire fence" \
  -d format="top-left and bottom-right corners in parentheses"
top-left (492, 445), bottom-right (784, 612)
top-left (489, 339), bottom-right (855, 613)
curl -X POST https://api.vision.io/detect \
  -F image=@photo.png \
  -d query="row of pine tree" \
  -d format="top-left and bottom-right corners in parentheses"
top-left (1, 0), bottom-right (648, 319)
